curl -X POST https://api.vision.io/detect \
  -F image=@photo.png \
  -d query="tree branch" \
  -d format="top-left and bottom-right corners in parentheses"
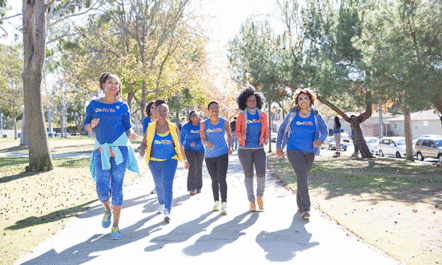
top-left (48, 0), bottom-right (100, 28)
top-left (0, 13), bottom-right (23, 22)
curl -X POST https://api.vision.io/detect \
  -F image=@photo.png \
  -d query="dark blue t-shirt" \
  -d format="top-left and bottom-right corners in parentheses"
top-left (287, 111), bottom-right (316, 153)
top-left (84, 99), bottom-right (132, 144)
top-left (143, 117), bottom-right (151, 134)
top-left (151, 132), bottom-right (176, 160)
top-left (180, 123), bottom-right (204, 152)
top-left (244, 112), bottom-right (262, 148)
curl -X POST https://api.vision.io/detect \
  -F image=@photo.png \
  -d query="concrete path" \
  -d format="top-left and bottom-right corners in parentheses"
top-left (15, 152), bottom-right (400, 265)
top-left (0, 152), bottom-right (91, 158)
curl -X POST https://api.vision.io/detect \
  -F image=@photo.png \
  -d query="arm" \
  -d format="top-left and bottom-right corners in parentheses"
top-left (262, 112), bottom-right (269, 145)
top-left (122, 105), bottom-right (137, 140)
top-left (225, 120), bottom-right (233, 154)
top-left (84, 101), bottom-right (99, 131)
top-left (179, 124), bottom-right (187, 146)
top-left (176, 127), bottom-right (189, 169)
top-left (139, 126), bottom-right (148, 157)
top-left (200, 122), bottom-right (213, 149)
top-left (276, 113), bottom-right (291, 150)
top-left (235, 113), bottom-right (245, 140)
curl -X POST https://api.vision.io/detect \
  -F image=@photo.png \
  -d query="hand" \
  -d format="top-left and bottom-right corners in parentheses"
top-left (184, 161), bottom-right (189, 169)
top-left (191, 142), bottom-right (195, 147)
top-left (241, 131), bottom-right (247, 140)
top-left (228, 147), bottom-right (233, 155)
top-left (207, 142), bottom-right (214, 149)
top-left (90, 118), bottom-right (100, 129)
top-left (129, 132), bottom-right (138, 141)
top-left (263, 138), bottom-right (269, 146)
top-left (276, 148), bottom-right (284, 158)
top-left (139, 146), bottom-right (146, 157)
top-left (313, 140), bottom-right (322, 147)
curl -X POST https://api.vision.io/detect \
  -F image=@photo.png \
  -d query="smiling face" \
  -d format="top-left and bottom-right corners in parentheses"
top-left (297, 93), bottom-right (311, 109)
top-left (246, 95), bottom-right (257, 109)
top-left (103, 77), bottom-right (120, 97)
top-left (208, 102), bottom-right (219, 117)
top-left (190, 112), bottom-right (200, 124)
top-left (156, 104), bottom-right (169, 121)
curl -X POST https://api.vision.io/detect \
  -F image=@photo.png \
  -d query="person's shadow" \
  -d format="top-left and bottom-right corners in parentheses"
top-left (255, 212), bottom-right (319, 262)
top-left (183, 212), bottom-right (259, 256)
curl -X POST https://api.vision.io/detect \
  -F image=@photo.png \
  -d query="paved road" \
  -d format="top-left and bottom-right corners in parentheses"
top-left (15, 152), bottom-right (400, 265)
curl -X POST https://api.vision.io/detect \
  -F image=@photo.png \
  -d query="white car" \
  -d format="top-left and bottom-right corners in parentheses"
top-left (364, 137), bottom-right (380, 155)
top-left (377, 137), bottom-right (406, 158)
top-left (271, 133), bottom-right (278, 142)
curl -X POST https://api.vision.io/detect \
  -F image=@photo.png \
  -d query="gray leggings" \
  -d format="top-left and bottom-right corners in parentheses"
top-left (287, 149), bottom-right (315, 212)
top-left (238, 148), bottom-right (266, 202)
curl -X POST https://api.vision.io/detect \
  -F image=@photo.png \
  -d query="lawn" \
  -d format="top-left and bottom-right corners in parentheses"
top-left (267, 150), bottom-right (442, 265)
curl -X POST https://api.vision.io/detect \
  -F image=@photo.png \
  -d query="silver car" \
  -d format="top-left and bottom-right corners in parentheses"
top-left (377, 137), bottom-right (406, 158)
top-left (415, 137), bottom-right (442, 163)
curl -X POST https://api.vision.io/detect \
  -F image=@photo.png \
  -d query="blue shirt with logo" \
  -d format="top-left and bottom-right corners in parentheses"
top-left (204, 118), bottom-right (228, 158)
top-left (180, 123), bottom-right (204, 152)
top-left (84, 99), bottom-right (132, 145)
top-left (151, 132), bottom-right (177, 160)
top-left (287, 111), bottom-right (316, 153)
top-left (245, 112), bottom-right (262, 148)
top-left (143, 117), bottom-right (151, 134)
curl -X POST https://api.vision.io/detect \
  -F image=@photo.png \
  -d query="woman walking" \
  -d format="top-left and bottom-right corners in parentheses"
top-left (84, 72), bottom-right (140, 240)
top-left (140, 99), bottom-right (189, 222)
top-left (200, 101), bottom-right (233, 214)
top-left (180, 111), bottom-right (205, 195)
top-left (276, 88), bottom-right (327, 218)
top-left (143, 101), bottom-right (157, 133)
top-left (235, 86), bottom-right (269, 211)
top-left (334, 116), bottom-right (341, 154)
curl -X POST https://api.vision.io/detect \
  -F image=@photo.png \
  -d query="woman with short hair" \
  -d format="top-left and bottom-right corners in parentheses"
top-left (276, 88), bottom-right (327, 218)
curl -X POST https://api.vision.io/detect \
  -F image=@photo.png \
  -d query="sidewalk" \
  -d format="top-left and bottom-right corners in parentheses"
top-left (15, 152), bottom-right (400, 265)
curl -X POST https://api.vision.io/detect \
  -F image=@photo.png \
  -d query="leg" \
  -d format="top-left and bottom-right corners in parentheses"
top-left (195, 151), bottom-right (205, 190)
top-left (287, 150), bottom-right (312, 212)
top-left (238, 149), bottom-right (255, 202)
top-left (161, 159), bottom-right (178, 212)
top-left (216, 154), bottom-right (229, 203)
top-left (109, 147), bottom-right (129, 226)
top-left (254, 149), bottom-right (267, 199)
top-left (205, 157), bottom-right (219, 202)
top-left (149, 161), bottom-right (165, 205)
top-left (94, 149), bottom-right (111, 211)
top-left (185, 149), bottom-right (197, 191)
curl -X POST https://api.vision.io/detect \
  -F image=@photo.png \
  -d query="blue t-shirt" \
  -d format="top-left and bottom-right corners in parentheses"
top-left (180, 123), bottom-right (204, 152)
top-left (204, 118), bottom-right (228, 158)
top-left (84, 99), bottom-right (132, 144)
top-left (333, 122), bottom-right (341, 134)
top-left (244, 112), bottom-right (262, 148)
top-left (151, 132), bottom-right (177, 160)
top-left (287, 111), bottom-right (316, 153)
top-left (143, 117), bottom-right (151, 134)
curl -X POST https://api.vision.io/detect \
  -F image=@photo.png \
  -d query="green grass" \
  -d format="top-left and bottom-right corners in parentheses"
top-left (0, 156), bottom-right (139, 265)
top-left (268, 152), bottom-right (442, 265)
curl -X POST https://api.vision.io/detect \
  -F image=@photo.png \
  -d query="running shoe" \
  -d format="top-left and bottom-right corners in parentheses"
top-left (196, 189), bottom-right (202, 194)
top-left (157, 204), bottom-right (164, 214)
top-left (213, 201), bottom-right (220, 211)
top-left (190, 190), bottom-right (196, 195)
top-left (257, 197), bottom-right (265, 210)
top-left (301, 211), bottom-right (310, 218)
top-left (102, 210), bottom-right (112, 228)
top-left (221, 202), bottom-right (227, 215)
top-left (163, 209), bottom-right (171, 222)
top-left (249, 202), bottom-right (256, 212)
top-left (111, 226), bottom-right (121, 240)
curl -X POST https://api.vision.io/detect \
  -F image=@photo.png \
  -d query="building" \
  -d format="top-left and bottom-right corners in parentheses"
top-left (386, 109), bottom-right (442, 139)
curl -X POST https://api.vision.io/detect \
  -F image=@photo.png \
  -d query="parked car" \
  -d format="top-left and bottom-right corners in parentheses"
top-left (414, 136), bottom-right (442, 163)
top-left (377, 137), bottom-right (406, 158)
top-left (271, 132), bottom-right (278, 142)
top-left (364, 137), bottom-right (380, 155)
top-left (328, 138), bottom-right (348, 151)
top-left (340, 132), bottom-right (352, 143)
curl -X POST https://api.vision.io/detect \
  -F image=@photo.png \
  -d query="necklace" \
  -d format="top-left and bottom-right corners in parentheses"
top-left (301, 109), bottom-right (309, 117)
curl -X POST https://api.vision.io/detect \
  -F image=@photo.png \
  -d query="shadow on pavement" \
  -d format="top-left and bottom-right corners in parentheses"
top-left (182, 211), bottom-right (259, 256)
top-left (22, 200), bottom-right (166, 265)
top-left (255, 212), bottom-right (319, 262)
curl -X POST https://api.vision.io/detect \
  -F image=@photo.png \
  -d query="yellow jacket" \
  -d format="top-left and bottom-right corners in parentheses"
top-left (144, 120), bottom-right (183, 165)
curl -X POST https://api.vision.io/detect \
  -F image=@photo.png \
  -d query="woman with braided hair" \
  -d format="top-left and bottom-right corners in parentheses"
top-left (84, 72), bottom-right (140, 240)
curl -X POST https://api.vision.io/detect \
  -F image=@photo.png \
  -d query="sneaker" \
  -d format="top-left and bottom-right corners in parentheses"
top-left (111, 226), bottom-right (121, 240)
top-left (221, 202), bottom-right (227, 214)
top-left (163, 209), bottom-right (171, 222)
top-left (102, 210), bottom-right (112, 228)
top-left (257, 197), bottom-right (264, 210)
top-left (196, 189), bottom-right (202, 194)
top-left (213, 201), bottom-right (220, 211)
top-left (190, 190), bottom-right (196, 195)
top-left (301, 211), bottom-right (310, 218)
top-left (249, 202), bottom-right (256, 212)
top-left (156, 204), bottom-right (164, 214)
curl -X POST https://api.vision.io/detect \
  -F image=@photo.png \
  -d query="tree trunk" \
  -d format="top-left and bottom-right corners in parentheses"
top-left (350, 116), bottom-right (371, 158)
top-left (403, 107), bottom-right (414, 161)
top-left (20, 107), bottom-right (28, 146)
top-left (22, 0), bottom-right (53, 172)
top-left (268, 100), bottom-right (272, 153)
top-left (141, 81), bottom-right (147, 120)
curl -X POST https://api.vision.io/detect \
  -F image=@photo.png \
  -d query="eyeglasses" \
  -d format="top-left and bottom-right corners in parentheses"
top-left (298, 97), bottom-right (310, 101)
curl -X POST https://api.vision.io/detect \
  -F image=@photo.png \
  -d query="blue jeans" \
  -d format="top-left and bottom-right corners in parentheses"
top-left (149, 159), bottom-right (178, 212)
top-left (93, 146), bottom-right (128, 206)
top-left (232, 132), bottom-right (238, 150)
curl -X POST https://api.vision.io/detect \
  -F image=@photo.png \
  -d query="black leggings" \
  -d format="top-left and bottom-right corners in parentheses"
top-left (185, 149), bottom-right (205, 191)
top-left (205, 153), bottom-right (228, 203)
top-left (287, 149), bottom-right (315, 212)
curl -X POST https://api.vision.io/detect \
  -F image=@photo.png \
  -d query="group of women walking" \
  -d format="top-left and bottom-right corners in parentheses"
top-left (85, 73), bottom-right (327, 240)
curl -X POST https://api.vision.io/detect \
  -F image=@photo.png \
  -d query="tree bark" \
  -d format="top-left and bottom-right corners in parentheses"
top-left (268, 100), bottom-right (272, 153)
top-left (317, 93), bottom-right (374, 158)
top-left (22, 0), bottom-right (53, 171)
top-left (20, 107), bottom-right (28, 146)
top-left (403, 106), bottom-right (414, 161)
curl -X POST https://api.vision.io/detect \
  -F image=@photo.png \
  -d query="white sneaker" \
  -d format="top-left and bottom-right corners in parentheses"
top-left (163, 209), bottom-right (171, 222)
top-left (221, 202), bottom-right (227, 214)
top-left (157, 204), bottom-right (164, 214)
top-left (213, 201), bottom-right (220, 211)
